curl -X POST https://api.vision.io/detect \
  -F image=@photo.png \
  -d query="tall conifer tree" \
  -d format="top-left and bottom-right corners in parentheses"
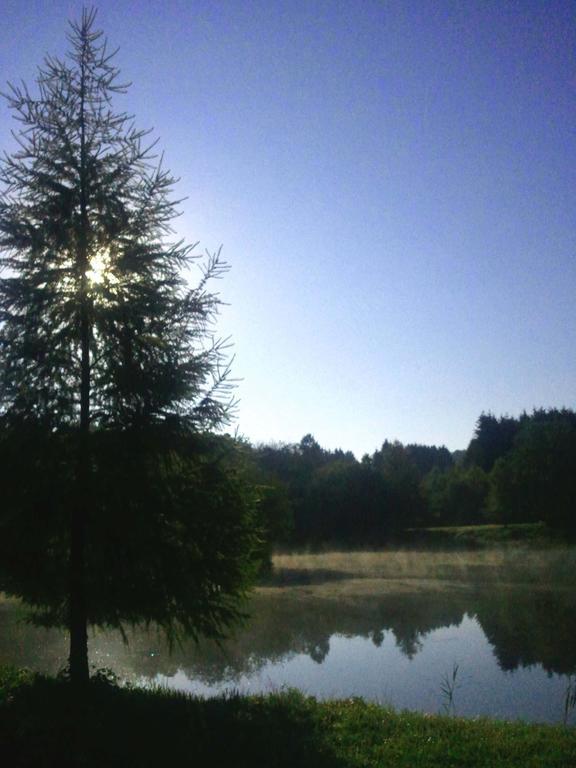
top-left (0, 9), bottom-right (259, 685)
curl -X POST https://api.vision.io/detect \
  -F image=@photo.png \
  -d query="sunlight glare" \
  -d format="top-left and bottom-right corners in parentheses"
top-left (86, 249), bottom-right (117, 287)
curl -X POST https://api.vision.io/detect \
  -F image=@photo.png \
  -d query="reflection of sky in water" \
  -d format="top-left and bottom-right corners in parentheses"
top-left (153, 616), bottom-right (571, 724)
top-left (2, 573), bottom-right (575, 726)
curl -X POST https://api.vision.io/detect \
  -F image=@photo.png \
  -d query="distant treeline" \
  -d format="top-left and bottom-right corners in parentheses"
top-left (245, 409), bottom-right (576, 548)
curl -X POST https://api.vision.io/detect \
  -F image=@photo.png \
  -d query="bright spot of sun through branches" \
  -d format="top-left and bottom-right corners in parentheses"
top-left (86, 249), bottom-right (117, 288)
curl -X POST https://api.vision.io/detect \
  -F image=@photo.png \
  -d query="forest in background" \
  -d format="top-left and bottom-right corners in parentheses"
top-left (245, 408), bottom-right (576, 549)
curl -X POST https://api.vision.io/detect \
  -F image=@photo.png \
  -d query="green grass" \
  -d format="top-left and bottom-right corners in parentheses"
top-left (1, 667), bottom-right (575, 767)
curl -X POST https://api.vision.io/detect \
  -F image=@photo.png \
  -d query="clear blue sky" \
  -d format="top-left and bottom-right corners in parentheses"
top-left (1, 1), bottom-right (575, 456)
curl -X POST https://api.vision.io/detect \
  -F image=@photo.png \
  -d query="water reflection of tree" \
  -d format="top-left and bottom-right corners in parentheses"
top-left (307, 638), bottom-right (330, 664)
top-left (473, 587), bottom-right (576, 676)
top-left (154, 586), bottom-right (576, 685)
top-left (124, 591), bottom-right (468, 684)
top-left (2, 581), bottom-right (575, 684)
top-left (0, 602), bottom-right (67, 676)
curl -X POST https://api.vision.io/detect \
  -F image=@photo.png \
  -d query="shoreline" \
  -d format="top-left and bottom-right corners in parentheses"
top-left (1, 669), bottom-right (575, 766)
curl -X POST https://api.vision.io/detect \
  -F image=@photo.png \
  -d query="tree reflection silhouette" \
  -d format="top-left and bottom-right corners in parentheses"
top-left (1, 577), bottom-right (575, 684)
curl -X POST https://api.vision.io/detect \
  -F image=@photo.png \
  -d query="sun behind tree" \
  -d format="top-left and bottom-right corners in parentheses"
top-left (0, 8), bottom-right (261, 685)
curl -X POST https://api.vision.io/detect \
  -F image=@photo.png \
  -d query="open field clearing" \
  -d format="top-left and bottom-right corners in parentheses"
top-left (267, 547), bottom-right (576, 594)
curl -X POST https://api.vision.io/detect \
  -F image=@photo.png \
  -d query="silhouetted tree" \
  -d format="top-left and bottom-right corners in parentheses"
top-left (368, 441), bottom-right (426, 528)
top-left (300, 460), bottom-right (389, 545)
top-left (422, 465), bottom-right (489, 526)
top-left (404, 443), bottom-right (453, 476)
top-left (489, 412), bottom-right (576, 531)
top-left (249, 411), bottom-right (576, 543)
top-left (465, 413), bottom-right (520, 471)
top-left (0, 10), bottom-right (261, 685)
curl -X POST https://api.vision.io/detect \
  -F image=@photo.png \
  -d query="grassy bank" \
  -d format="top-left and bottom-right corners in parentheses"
top-left (268, 543), bottom-right (576, 595)
top-left (401, 522), bottom-right (565, 549)
top-left (1, 668), bottom-right (575, 767)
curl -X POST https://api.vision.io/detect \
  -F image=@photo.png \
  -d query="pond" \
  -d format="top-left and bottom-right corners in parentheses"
top-left (1, 548), bottom-right (575, 724)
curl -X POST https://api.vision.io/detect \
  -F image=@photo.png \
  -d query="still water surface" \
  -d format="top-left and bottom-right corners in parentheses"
top-left (1, 549), bottom-right (575, 724)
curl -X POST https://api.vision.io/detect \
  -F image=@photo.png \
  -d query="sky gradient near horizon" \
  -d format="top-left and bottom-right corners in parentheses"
top-left (1, 0), bottom-right (575, 457)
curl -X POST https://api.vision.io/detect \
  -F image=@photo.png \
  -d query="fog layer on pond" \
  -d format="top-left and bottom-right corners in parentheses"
top-left (1, 549), bottom-right (575, 724)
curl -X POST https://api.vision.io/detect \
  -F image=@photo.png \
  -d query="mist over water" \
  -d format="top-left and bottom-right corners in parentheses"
top-left (2, 549), bottom-right (575, 724)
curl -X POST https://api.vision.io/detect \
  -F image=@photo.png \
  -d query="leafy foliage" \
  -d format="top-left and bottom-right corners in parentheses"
top-left (466, 414), bottom-right (520, 472)
top-left (245, 408), bottom-right (576, 548)
top-left (0, 9), bottom-right (261, 660)
top-left (489, 413), bottom-right (576, 531)
top-left (423, 465), bottom-right (489, 526)
top-left (0, 10), bottom-right (233, 429)
top-left (0, 426), bottom-right (261, 638)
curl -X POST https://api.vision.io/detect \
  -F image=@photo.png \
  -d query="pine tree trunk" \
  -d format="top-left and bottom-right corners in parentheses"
top-left (69, 302), bottom-right (91, 686)
top-left (69, 469), bottom-right (89, 685)
top-left (69, 39), bottom-right (91, 687)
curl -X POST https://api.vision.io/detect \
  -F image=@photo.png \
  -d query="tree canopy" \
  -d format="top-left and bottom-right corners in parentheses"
top-left (244, 407), bottom-right (576, 550)
top-left (0, 9), bottom-right (262, 683)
